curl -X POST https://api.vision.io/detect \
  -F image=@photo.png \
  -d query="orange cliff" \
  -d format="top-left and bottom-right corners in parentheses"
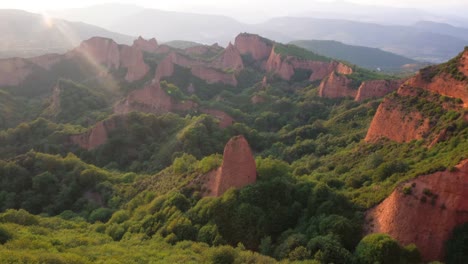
top-left (114, 79), bottom-right (196, 115)
top-left (200, 135), bottom-right (257, 197)
top-left (365, 97), bottom-right (431, 143)
top-left (69, 116), bottom-right (124, 150)
top-left (72, 37), bottom-right (150, 82)
top-left (0, 58), bottom-right (35, 86)
top-left (212, 43), bottom-right (244, 72)
top-left (318, 71), bottom-right (356, 98)
top-left (234, 33), bottom-right (273, 61)
top-left (365, 159), bottom-right (468, 262)
top-left (264, 46), bottom-right (353, 82)
top-left (132, 36), bottom-right (158, 53)
top-left (355, 79), bottom-right (403, 102)
top-left (155, 52), bottom-right (238, 86)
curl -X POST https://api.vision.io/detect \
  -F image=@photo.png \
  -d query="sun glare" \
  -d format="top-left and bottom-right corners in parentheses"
top-left (41, 13), bottom-right (54, 28)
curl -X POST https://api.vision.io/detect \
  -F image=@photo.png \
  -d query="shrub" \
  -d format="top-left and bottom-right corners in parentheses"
top-left (88, 208), bottom-right (114, 223)
top-left (0, 225), bottom-right (12, 244)
top-left (210, 245), bottom-right (237, 264)
top-left (0, 209), bottom-right (39, 226)
top-left (355, 233), bottom-right (402, 264)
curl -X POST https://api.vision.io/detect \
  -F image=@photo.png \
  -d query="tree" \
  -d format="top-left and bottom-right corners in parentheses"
top-left (355, 233), bottom-right (402, 264)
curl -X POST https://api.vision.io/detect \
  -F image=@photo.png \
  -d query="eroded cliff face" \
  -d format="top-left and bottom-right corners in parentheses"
top-left (0, 58), bottom-right (35, 86)
top-left (318, 72), bottom-right (356, 99)
top-left (355, 80), bottom-right (403, 102)
top-left (407, 72), bottom-right (468, 108)
top-left (73, 37), bottom-right (150, 82)
top-left (213, 43), bottom-right (244, 71)
top-left (114, 79), bottom-right (196, 115)
top-left (200, 135), bottom-right (257, 197)
top-left (264, 47), bottom-right (353, 82)
top-left (365, 98), bottom-right (431, 143)
top-left (132, 36), bottom-right (158, 53)
top-left (365, 159), bottom-right (468, 262)
top-left (70, 116), bottom-right (123, 150)
top-left (200, 109), bottom-right (234, 128)
top-left (234, 33), bottom-right (273, 61)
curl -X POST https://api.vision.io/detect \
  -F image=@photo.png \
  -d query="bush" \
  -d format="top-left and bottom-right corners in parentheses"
top-left (0, 225), bottom-right (12, 244)
top-left (0, 209), bottom-right (39, 226)
top-left (445, 223), bottom-right (468, 264)
top-left (88, 208), bottom-right (114, 223)
top-left (355, 233), bottom-right (402, 264)
top-left (210, 245), bottom-right (237, 264)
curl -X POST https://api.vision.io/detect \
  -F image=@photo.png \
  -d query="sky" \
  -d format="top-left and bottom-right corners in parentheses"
top-left (1, 0), bottom-right (467, 13)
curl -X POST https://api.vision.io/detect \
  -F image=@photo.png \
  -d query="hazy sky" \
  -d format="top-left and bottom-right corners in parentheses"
top-left (2, 0), bottom-right (467, 12)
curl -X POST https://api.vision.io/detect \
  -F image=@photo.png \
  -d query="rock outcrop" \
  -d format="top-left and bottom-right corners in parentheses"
top-left (365, 97), bottom-right (431, 143)
top-left (355, 80), bottom-right (403, 102)
top-left (0, 58), bottom-right (35, 86)
top-left (234, 33), bottom-right (273, 61)
top-left (365, 159), bottom-right (468, 262)
top-left (200, 135), bottom-right (257, 197)
top-left (70, 116), bottom-right (123, 150)
top-left (264, 47), bottom-right (353, 82)
top-left (200, 109), bottom-right (234, 128)
top-left (29, 54), bottom-right (63, 70)
top-left (132, 36), bottom-right (158, 53)
top-left (72, 37), bottom-right (150, 82)
top-left (114, 79), bottom-right (196, 115)
top-left (212, 43), bottom-right (244, 71)
top-left (318, 72), bottom-right (356, 99)
top-left (155, 52), bottom-right (238, 86)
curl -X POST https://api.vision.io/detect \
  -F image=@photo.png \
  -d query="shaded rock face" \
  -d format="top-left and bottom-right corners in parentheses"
top-left (74, 37), bottom-right (149, 82)
top-left (458, 49), bottom-right (468, 77)
top-left (318, 72), bottom-right (356, 99)
top-left (365, 98), bottom-right (431, 143)
top-left (0, 58), bottom-right (34, 86)
top-left (155, 52), bottom-right (238, 86)
top-left (355, 79), bottom-right (403, 102)
top-left (114, 79), bottom-right (196, 115)
top-left (213, 43), bottom-right (244, 71)
top-left (200, 109), bottom-right (234, 128)
top-left (70, 117), bottom-right (122, 150)
top-left (365, 159), bottom-right (468, 262)
top-left (185, 43), bottom-right (223, 56)
top-left (132, 36), bottom-right (158, 53)
top-left (29, 54), bottom-right (63, 70)
top-left (264, 47), bottom-right (353, 82)
top-left (119, 45), bottom-right (150, 82)
top-left (202, 135), bottom-right (257, 197)
top-left (407, 72), bottom-right (468, 108)
top-left (234, 33), bottom-right (273, 61)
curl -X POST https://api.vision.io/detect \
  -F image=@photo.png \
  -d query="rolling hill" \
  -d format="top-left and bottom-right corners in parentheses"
top-left (290, 39), bottom-right (421, 72)
top-left (0, 9), bottom-right (134, 58)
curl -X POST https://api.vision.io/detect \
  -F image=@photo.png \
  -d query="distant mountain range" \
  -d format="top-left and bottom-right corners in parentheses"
top-left (0, 9), bottom-right (133, 58)
top-left (290, 40), bottom-right (421, 72)
top-left (2, 4), bottom-right (468, 63)
top-left (47, 4), bottom-right (468, 63)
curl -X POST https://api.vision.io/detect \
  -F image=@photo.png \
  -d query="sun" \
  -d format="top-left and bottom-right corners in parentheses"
top-left (41, 13), bottom-right (54, 28)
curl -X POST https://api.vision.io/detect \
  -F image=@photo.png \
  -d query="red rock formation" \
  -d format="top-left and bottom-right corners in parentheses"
top-left (132, 36), bottom-right (158, 53)
top-left (191, 65), bottom-right (238, 86)
top-left (264, 46), bottom-right (353, 82)
top-left (201, 135), bottom-right (257, 197)
top-left (365, 159), bottom-right (468, 262)
top-left (70, 117), bottom-right (122, 150)
top-left (114, 79), bottom-right (196, 114)
top-left (234, 33), bottom-right (273, 61)
top-left (73, 37), bottom-right (149, 82)
top-left (318, 72), bottom-right (356, 98)
top-left (185, 43), bottom-right (223, 56)
top-left (365, 98), bottom-right (431, 143)
top-left (355, 80), bottom-right (403, 102)
top-left (75, 37), bottom-right (121, 69)
top-left (458, 48), bottom-right (468, 76)
top-left (213, 43), bottom-right (244, 71)
top-left (0, 58), bottom-right (34, 86)
top-left (29, 53), bottom-right (62, 70)
top-left (200, 109), bottom-right (234, 128)
top-left (119, 45), bottom-right (150, 82)
top-left (407, 72), bottom-right (468, 108)
top-left (265, 48), bottom-right (295, 80)
top-left (251, 95), bottom-right (265, 104)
